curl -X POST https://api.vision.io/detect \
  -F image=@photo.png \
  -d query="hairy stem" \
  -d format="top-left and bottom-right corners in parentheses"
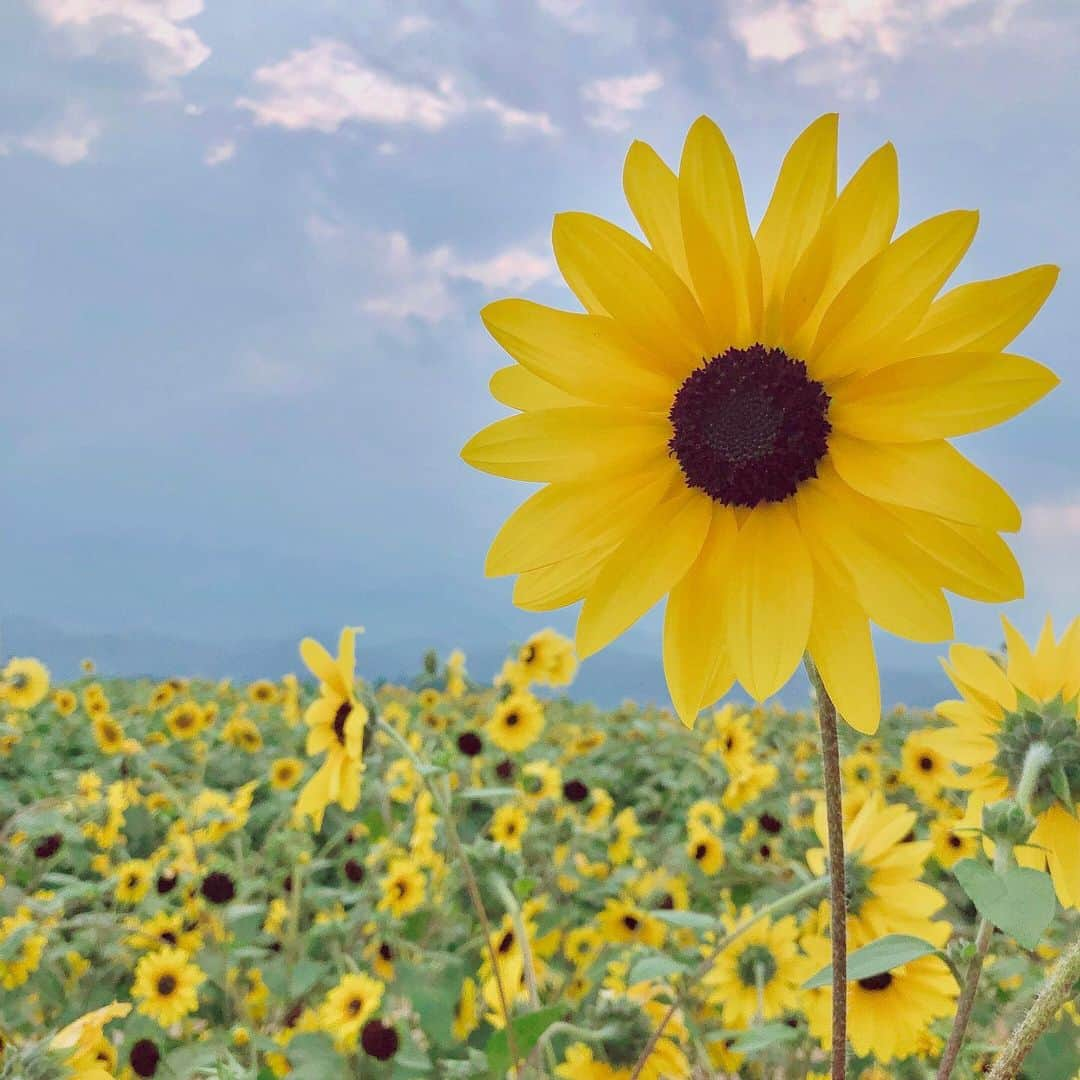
top-left (936, 918), bottom-right (994, 1079)
top-left (987, 935), bottom-right (1080, 1080)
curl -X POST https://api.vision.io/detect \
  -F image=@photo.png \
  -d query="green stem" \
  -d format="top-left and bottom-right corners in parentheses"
top-left (936, 918), bottom-right (994, 1080)
top-left (987, 936), bottom-right (1080, 1080)
top-left (627, 875), bottom-right (829, 1080)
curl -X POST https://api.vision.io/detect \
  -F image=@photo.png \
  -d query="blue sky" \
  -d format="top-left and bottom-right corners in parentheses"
top-left (1, 0), bottom-right (1078, 686)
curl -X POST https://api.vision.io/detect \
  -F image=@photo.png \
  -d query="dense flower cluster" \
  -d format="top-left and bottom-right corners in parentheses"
top-left (0, 622), bottom-right (1077, 1078)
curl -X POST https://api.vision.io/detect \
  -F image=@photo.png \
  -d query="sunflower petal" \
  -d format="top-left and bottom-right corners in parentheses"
top-left (551, 212), bottom-right (709, 369)
top-left (513, 543), bottom-right (615, 612)
top-left (756, 113), bottom-right (838, 342)
top-left (828, 433), bottom-right (1021, 532)
top-left (662, 505), bottom-right (739, 726)
top-left (576, 487), bottom-right (713, 659)
top-left (1036, 807), bottom-right (1080, 908)
top-left (810, 210), bottom-right (979, 380)
top-left (678, 115), bottom-right (763, 348)
top-left (300, 638), bottom-right (346, 696)
top-left (482, 300), bottom-right (676, 408)
top-left (485, 462), bottom-right (676, 576)
top-left (462, 407), bottom-right (671, 482)
top-left (623, 140), bottom-right (690, 285)
top-left (898, 264), bottom-right (1060, 358)
top-left (489, 365), bottom-right (583, 411)
top-left (723, 502), bottom-right (813, 700)
top-left (829, 351), bottom-right (1058, 442)
top-left (782, 142), bottom-right (899, 355)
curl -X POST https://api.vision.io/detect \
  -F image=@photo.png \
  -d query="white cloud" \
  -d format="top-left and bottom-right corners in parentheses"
top-left (582, 70), bottom-right (663, 131)
top-left (394, 14), bottom-right (434, 36)
top-left (1024, 499), bottom-right (1080, 540)
top-left (32, 0), bottom-right (210, 82)
top-left (2, 107), bottom-right (101, 165)
top-left (226, 352), bottom-right (318, 396)
top-left (238, 40), bottom-right (466, 133)
top-left (238, 40), bottom-right (559, 140)
top-left (204, 139), bottom-right (236, 166)
top-left (307, 228), bottom-right (554, 325)
top-left (727, 0), bottom-right (1027, 100)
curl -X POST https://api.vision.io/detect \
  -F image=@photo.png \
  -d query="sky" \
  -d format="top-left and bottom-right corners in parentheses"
top-left (1, 0), bottom-right (1079, 689)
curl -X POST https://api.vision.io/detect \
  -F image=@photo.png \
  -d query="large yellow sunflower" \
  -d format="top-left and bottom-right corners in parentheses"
top-left (927, 615), bottom-right (1080, 906)
top-left (462, 113), bottom-right (1058, 734)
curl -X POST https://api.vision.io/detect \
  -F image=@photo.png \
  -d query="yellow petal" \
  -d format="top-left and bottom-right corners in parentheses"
top-left (337, 627), bottom-right (356, 689)
top-left (678, 116), bottom-right (762, 349)
top-left (943, 641), bottom-right (1017, 713)
top-left (828, 433), bottom-right (1021, 532)
top-left (489, 364), bottom-right (584, 411)
top-left (829, 352), bottom-right (1058, 442)
top-left (300, 638), bottom-right (346, 697)
top-left (486, 462), bottom-right (676, 576)
top-left (755, 113), bottom-right (837, 344)
top-left (551, 211), bottom-right (709, 369)
top-left (513, 543), bottom-right (614, 612)
top-left (576, 487), bottom-right (713, 659)
top-left (810, 209), bottom-right (979, 380)
top-left (1061, 617), bottom-right (1080, 702)
top-left (782, 143), bottom-right (898, 355)
top-left (662, 505), bottom-right (739, 725)
top-left (1036, 807), bottom-right (1080, 908)
top-left (482, 300), bottom-right (677, 408)
top-left (462, 407), bottom-right (670, 482)
top-left (795, 468), bottom-right (954, 643)
top-left (885, 506), bottom-right (1024, 603)
top-left (723, 502), bottom-right (813, 700)
top-left (807, 559), bottom-right (881, 735)
top-left (623, 140), bottom-right (690, 285)
top-left (922, 726), bottom-right (996, 768)
top-left (897, 264), bottom-right (1060, 358)
top-left (1001, 616), bottom-right (1042, 700)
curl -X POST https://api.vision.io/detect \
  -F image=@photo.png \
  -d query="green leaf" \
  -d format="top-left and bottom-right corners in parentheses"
top-left (163, 1043), bottom-right (223, 1078)
top-left (289, 958), bottom-right (324, 998)
top-left (953, 859), bottom-right (1056, 950)
top-left (485, 1005), bottom-right (564, 1076)
top-left (627, 953), bottom-right (688, 984)
top-left (1049, 766), bottom-right (1073, 812)
top-left (729, 1022), bottom-right (800, 1054)
top-left (648, 909), bottom-right (721, 931)
top-left (285, 1033), bottom-right (346, 1079)
top-left (803, 934), bottom-right (939, 990)
top-left (395, 959), bottom-right (464, 1047)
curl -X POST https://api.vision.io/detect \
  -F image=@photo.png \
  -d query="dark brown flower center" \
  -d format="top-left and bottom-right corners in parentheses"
top-left (919, 755), bottom-right (935, 771)
top-left (156, 974), bottom-right (177, 996)
top-left (858, 971), bottom-right (894, 991)
top-left (332, 702), bottom-right (352, 745)
top-left (669, 344), bottom-right (831, 507)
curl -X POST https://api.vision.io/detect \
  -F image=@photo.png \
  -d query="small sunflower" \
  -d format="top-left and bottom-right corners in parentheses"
top-left (487, 692), bottom-right (545, 753)
top-left (686, 826), bottom-right (725, 875)
top-left (929, 796), bottom-right (982, 869)
top-left (114, 860), bottom-right (153, 905)
top-left (53, 689), bottom-right (78, 716)
top-left (131, 947), bottom-right (205, 1027)
top-left (490, 803), bottom-right (528, 852)
top-left (246, 679), bottom-right (279, 705)
top-left (900, 728), bottom-right (957, 801)
top-left (0, 658), bottom-right (50, 709)
top-left (318, 972), bottom-right (384, 1052)
top-left (462, 113), bottom-right (1059, 734)
top-left (597, 898), bottom-right (665, 949)
top-left (452, 976), bottom-right (480, 1041)
top-left (269, 757), bottom-right (304, 791)
top-left (927, 616), bottom-right (1080, 907)
top-left (92, 715), bottom-right (125, 755)
top-left (165, 701), bottom-right (204, 740)
top-left (377, 857), bottom-right (425, 919)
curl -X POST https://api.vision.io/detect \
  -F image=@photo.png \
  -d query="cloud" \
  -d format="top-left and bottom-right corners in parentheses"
top-left (315, 229), bottom-right (554, 325)
top-left (1, 107), bottom-right (101, 165)
top-left (394, 14), bottom-right (434, 36)
top-left (238, 40), bottom-right (559, 140)
top-left (1024, 498), bottom-right (1080, 540)
top-left (727, 0), bottom-right (1028, 100)
top-left (204, 139), bottom-right (236, 166)
top-left (581, 70), bottom-right (663, 131)
top-left (225, 352), bottom-right (318, 396)
top-left (32, 0), bottom-right (211, 82)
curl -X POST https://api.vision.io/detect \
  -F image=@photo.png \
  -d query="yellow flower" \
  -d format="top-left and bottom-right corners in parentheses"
top-left (269, 756), bottom-right (304, 791)
top-left (53, 689), bottom-right (78, 716)
top-left (246, 678), bottom-right (279, 705)
top-left (51, 1001), bottom-right (131, 1079)
top-left (930, 796), bottom-right (982, 869)
top-left (490, 803), bottom-right (528, 852)
top-left (900, 727), bottom-right (957, 800)
top-left (93, 714), bottom-right (126, 754)
top-left (452, 976), bottom-right (479, 1041)
top-left (378, 857), bottom-right (425, 918)
top-left (165, 701), bottom-right (204, 740)
top-left (114, 860), bottom-right (153, 905)
top-left (461, 113), bottom-right (1058, 734)
top-left (1, 658), bottom-right (50, 709)
top-left (686, 826), bottom-right (725, 875)
top-left (0, 907), bottom-right (48, 989)
top-left (131, 947), bottom-right (205, 1026)
top-left (928, 616), bottom-right (1080, 907)
top-left (597, 898), bottom-right (665, 949)
top-left (487, 692), bottom-right (545, 752)
top-left (318, 972), bottom-right (384, 1051)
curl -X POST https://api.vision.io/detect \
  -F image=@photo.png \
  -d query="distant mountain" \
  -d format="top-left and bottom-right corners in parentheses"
top-left (1, 615), bottom-right (951, 711)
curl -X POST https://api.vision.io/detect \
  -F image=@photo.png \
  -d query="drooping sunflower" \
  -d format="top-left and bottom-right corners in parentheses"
top-left (927, 615), bottom-right (1080, 906)
top-left (131, 947), bottom-right (205, 1026)
top-left (462, 113), bottom-right (1059, 734)
top-left (294, 628), bottom-right (368, 831)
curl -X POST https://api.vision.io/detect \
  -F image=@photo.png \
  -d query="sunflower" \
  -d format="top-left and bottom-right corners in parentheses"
top-left (318, 972), bottom-right (384, 1052)
top-left (114, 859), bottom-right (153, 905)
top-left (462, 112), bottom-right (1058, 734)
top-left (53, 689), bottom-right (78, 717)
top-left (927, 616), bottom-right (1080, 906)
top-left (900, 727), bottom-right (957, 801)
top-left (50, 1001), bottom-right (131, 1080)
top-left (597, 898), bottom-right (665, 950)
top-left (165, 702), bottom-right (204, 740)
top-left (929, 795), bottom-right (982, 869)
top-left (294, 628), bottom-right (368, 831)
top-left (246, 679), bottom-right (279, 705)
top-left (0, 657), bottom-right (50, 709)
top-left (490, 803), bottom-right (528, 852)
top-left (377, 857), bottom-right (425, 919)
top-left (686, 826), bottom-right (725, 875)
top-left (269, 757), bottom-right (304, 791)
top-left (704, 913), bottom-right (804, 1027)
top-left (92, 714), bottom-right (126, 755)
top-left (847, 953), bottom-right (958, 1062)
top-left (486, 691), bottom-right (545, 752)
top-left (452, 976), bottom-right (479, 1041)
top-left (132, 947), bottom-right (205, 1026)
top-left (807, 793), bottom-right (950, 946)
top-left (703, 703), bottom-right (755, 766)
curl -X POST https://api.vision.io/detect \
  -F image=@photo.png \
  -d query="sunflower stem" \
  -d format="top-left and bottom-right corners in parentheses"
top-left (987, 935), bottom-right (1080, 1080)
top-left (805, 656), bottom-right (848, 1080)
top-left (936, 917), bottom-right (994, 1080)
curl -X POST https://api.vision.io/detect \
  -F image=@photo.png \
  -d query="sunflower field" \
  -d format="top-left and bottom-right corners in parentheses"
top-left (1, 621), bottom-right (1078, 1080)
